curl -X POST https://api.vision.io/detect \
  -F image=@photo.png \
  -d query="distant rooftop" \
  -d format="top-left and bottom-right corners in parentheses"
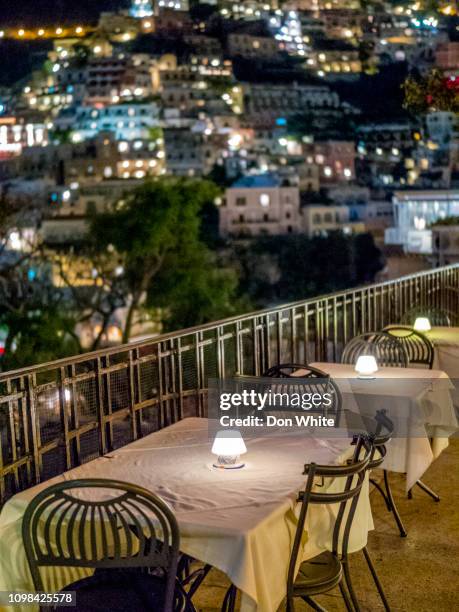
top-left (231, 174), bottom-right (280, 188)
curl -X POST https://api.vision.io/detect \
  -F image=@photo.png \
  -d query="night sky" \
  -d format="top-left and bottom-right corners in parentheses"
top-left (0, 1), bottom-right (127, 26)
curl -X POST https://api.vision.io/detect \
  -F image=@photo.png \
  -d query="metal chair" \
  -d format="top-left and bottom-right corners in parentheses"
top-left (365, 410), bottom-right (406, 538)
top-left (341, 332), bottom-right (409, 368)
top-left (263, 363), bottom-right (331, 378)
top-left (383, 326), bottom-right (435, 370)
top-left (22, 478), bottom-right (186, 612)
top-left (341, 410), bottom-right (393, 611)
top-left (286, 435), bottom-right (372, 612)
top-left (262, 363), bottom-right (342, 426)
top-left (400, 306), bottom-right (452, 327)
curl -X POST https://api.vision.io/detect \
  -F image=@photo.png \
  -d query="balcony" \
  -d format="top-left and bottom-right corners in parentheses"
top-left (0, 264), bottom-right (458, 611)
top-left (0, 263), bottom-right (458, 504)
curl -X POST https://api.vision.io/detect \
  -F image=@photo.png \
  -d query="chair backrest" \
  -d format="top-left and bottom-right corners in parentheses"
top-left (400, 306), bottom-right (452, 327)
top-left (262, 363), bottom-right (342, 425)
top-left (341, 332), bottom-right (409, 368)
top-left (22, 479), bottom-right (180, 612)
top-left (263, 364), bottom-right (328, 378)
top-left (383, 326), bottom-right (434, 369)
top-left (287, 436), bottom-right (372, 601)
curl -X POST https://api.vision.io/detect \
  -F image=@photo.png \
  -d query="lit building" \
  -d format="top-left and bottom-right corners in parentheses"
top-left (0, 117), bottom-right (48, 159)
top-left (270, 10), bottom-right (309, 56)
top-left (356, 122), bottom-right (415, 187)
top-left (308, 40), bottom-right (362, 76)
top-left (227, 34), bottom-right (280, 60)
top-left (275, 161), bottom-right (320, 192)
top-left (243, 83), bottom-right (340, 122)
top-left (164, 127), bottom-right (227, 176)
top-left (158, 0), bottom-right (190, 11)
top-left (435, 41), bottom-right (459, 75)
top-left (220, 0), bottom-right (275, 21)
top-left (303, 141), bottom-right (355, 185)
top-left (70, 103), bottom-right (160, 142)
top-left (15, 132), bottom-right (164, 187)
top-left (301, 203), bottom-right (355, 238)
top-left (385, 190), bottom-right (459, 254)
top-left (185, 35), bottom-right (223, 60)
top-left (426, 112), bottom-right (458, 148)
top-left (160, 68), bottom-right (239, 114)
top-left (23, 79), bottom-right (74, 114)
top-left (41, 179), bottom-right (149, 245)
top-left (130, 0), bottom-right (154, 18)
top-left (315, 9), bottom-right (365, 40)
top-left (220, 174), bottom-right (301, 237)
top-left (85, 55), bottom-right (154, 105)
top-left (154, 8), bottom-right (192, 32)
top-left (97, 13), bottom-right (141, 42)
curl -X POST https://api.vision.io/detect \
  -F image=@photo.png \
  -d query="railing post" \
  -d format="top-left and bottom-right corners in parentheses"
top-left (26, 374), bottom-right (41, 485)
top-left (95, 357), bottom-right (107, 457)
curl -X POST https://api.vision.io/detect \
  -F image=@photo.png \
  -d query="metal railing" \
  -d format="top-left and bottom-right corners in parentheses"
top-left (0, 264), bottom-right (458, 504)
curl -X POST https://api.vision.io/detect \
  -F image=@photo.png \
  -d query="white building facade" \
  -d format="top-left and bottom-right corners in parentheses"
top-left (385, 190), bottom-right (459, 254)
top-left (220, 175), bottom-right (301, 237)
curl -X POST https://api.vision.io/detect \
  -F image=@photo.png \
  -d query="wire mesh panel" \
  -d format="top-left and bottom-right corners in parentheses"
top-left (178, 335), bottom-right (200, 419)
top-left (222, 324), bottom-right (238, 378)
top-left (0, 264), bottom-right (457, 505)
top-left (278, 309), bottom-right (294, 364)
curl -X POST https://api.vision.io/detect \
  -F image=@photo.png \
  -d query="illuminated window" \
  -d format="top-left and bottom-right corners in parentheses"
top-left (260, 194), bottom-right (270, 207)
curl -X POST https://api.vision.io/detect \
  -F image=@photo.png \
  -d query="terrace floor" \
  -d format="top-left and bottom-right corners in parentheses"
top-left (194, 437), bottom-right (459, 612)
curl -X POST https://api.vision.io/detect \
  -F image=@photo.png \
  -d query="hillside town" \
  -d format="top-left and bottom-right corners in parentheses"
top-left (0, 0), bottom-right (458, 361)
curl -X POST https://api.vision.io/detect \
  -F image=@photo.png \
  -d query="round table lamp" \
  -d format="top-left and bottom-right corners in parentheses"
top-left (212, 430), bottom-right (247, 469)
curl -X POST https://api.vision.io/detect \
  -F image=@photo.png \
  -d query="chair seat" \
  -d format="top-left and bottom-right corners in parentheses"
top-left (55, 570), bottom-right (183, 612)
top-left (293, 551), bottom-right (342, 596)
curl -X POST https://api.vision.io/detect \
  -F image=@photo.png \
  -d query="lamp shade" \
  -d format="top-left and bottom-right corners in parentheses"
top-left (212, 430), bottom-right (247, 457)
top-left (355, 355), bottom-right (378, 377)
top-left (414, 317), bottom-right (431, 332)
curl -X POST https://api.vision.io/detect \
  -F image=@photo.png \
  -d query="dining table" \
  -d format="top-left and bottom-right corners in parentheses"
top-left (0, 417), bottom-right (373, 612)
top-left (304, 362), bottom-right (458, 491)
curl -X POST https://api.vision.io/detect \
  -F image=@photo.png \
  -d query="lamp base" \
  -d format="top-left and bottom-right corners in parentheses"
top-left (213, 454), bottom-right (245, 469)
top-left (212, 461), bottom-right (245, 470)
top-left (357, 374), bottom-right (376, 379)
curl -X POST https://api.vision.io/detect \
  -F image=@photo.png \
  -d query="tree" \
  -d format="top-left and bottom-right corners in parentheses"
top-left (51, 246), bottom-right (129, 351)
top-left (354, 232), bottom-right (385, 283)
top-left (90, 178), bottom-right (246, 341)
top-left (403, 68), bottom-right (459, 115)
top-left (236, 232), bottom-right (384, 307)
top-left (0, 194), bottom-right (123, 369)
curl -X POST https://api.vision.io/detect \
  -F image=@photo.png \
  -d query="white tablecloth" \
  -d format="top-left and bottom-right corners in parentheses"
top-left (428, 327), bottom-right (459, 401)
top-left (0, 418), bottom-right (373, 612)
top-left (309, 363), bottom-right (458, 490)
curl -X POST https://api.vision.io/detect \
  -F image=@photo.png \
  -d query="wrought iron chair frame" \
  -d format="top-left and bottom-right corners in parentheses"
top-left (286, 435), bottom-right (372, 612)
top-left (22, 478), bottom-right (181, 612)
top-left (341, 332), bottom-right (410, 368)
top-left (261, 363), bottom-right (343, 427)
top-left (383, 326), bottom-right (435, 370)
